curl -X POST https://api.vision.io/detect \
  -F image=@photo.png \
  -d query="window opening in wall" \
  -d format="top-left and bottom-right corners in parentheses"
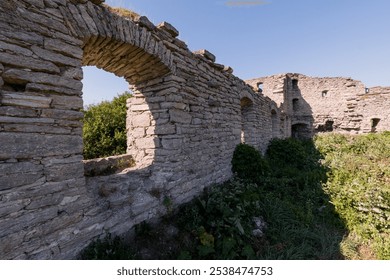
top-left (291, 123), bottom-right (310, 139)
top-left (325, 120), bottom-right (334, 132)
top-left (322, 90), bottom-right (328, 97)
top-left (240, 97), bottom-right (253, 144)
top-left (292, 98), bottom-right (299, 111)
top-left (257, 82), bottom-right (264, 92)
top-left (365, 88), bottom-right (370, 94)
top-left (82, 66), bottom-right (132, 163)
top-left (271, 109), bottom-right (278, 138)
top-left (292, 79), bottom-right (298, 90)
top-left (83, 66), bottom-right (129, 106)
top-left (371, 118), bottom-right (380, 132)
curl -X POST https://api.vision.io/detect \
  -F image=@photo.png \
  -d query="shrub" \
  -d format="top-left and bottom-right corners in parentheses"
top-left (231, 143), bottom-right (269, 182)
top-left (266, 138), bottom-right (321, 172)
top-left (80, 233), bottom-right (135, 260)
top-left (82, 92), bottom-right (132, 159)
top-left (316, 132), bottom-right (390, 259)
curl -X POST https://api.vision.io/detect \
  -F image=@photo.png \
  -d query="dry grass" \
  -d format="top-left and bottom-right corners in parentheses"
top-left (104, 5), bottom-right (140, 20)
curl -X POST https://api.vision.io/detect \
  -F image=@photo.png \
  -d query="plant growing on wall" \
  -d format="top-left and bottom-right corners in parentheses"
top-left (82, 92), bottom-right (132, 159)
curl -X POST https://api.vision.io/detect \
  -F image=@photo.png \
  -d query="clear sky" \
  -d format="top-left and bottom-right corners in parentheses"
top-left (82, 0), bottom-right (390, 105)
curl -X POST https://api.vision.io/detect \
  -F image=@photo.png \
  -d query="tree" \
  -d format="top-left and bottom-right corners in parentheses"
top-left (82, 92), bottom-right (132, 159)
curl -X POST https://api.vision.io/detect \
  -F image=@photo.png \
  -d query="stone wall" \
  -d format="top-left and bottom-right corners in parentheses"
top-left (0, 0), bottom-right (278, 259)
top-left (247, 73), bottom-right (390, 138)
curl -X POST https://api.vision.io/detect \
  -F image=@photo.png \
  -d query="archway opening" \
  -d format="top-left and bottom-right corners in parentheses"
top-left (271, 109), bottom-right (278, 138)
top-left (371, 118), bottom-right (380, 132)
top-left (240, 97), bottom-right (254, 144)
top-left (82, 66), bottom-right (130, 107)
top-left (291, 123), bottom-right (311, 139)
top-left (80, 33), bottom-right (171, 174)
top-left (81, 66), bottom-right (132, 162)
top-left (292, 98), bottom-right (299, 111)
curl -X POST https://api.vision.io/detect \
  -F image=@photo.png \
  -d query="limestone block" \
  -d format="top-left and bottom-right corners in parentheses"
top-left (0, 231), bottom-right (27, 258)
top-left (161, 137), bottom-right (183, 150)
top-left (83, 154), bottom-right (135, 177)
top-left (0, 52), bottom-right (60, 74)
top-left (127, 97), bottom-right (146, 105)
top-left (1, 123), bottom-right (71, 135)
top-left (0, 162), bottom-right (44, 191)
top-left (44, 160), bottom-right (84, 182)
top-left (77, 4), bottom-right (99, 37)
top-left (0, 199), bottom-right (29, 219)
top-left (135, 137), bottom-right (159, 149)
top-left (193, 49), bottom-right (216, 62)
top-left (31, 45), bottom-right (81, 67)
top-left (63, 67), bottom-right (83, 80)
top-left (0, 42), bottom-right (33, 57)
top-left (26, 83), bottom-right (81, 96)
top-left (129, 104), bottom-right (150, 111)
top-left (51, 95), bottom-right (83, 110)
top-left (24, 193), bottom-right (63, 211)
top-left (161, 102), bottom-right (187, 110)
top-left (169, 108), bottom-right (192, 124)
top-left (3, 69), bottom-right (83, 91)
top-left (134, 16), bottom-right (155, 31)
top-left (131, 112), bottom-right (151, 127)
top-left (0, 207), bottom-right (58, 239)
top-left (157, 22), bottom-right (179, 38)
top-left (148, 124), bottom-right (176, 135)
top-left (0, 133), bottom-right (83, 160)
top-left (1, 92), bottom-right (52, 108)
top-left (130, 192), bottom-right (158, 216)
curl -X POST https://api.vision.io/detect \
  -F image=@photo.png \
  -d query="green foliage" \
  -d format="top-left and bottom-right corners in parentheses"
top-left (316, 132), bottom-right (390, 259)
top-left (266, 138), bottom-right (322, 172)
top-left (82, 92), bottom-right (132, 159)
top-left (80, 233), bottom-right (135, 260)
top-left (81, 133), bottom-right (389, 260)
top-left (232, 143), bottom-right (270, 182)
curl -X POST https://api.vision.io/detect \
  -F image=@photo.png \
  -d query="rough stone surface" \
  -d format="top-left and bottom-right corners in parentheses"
top-left (0, 1), bottom-right (388, 260)
top-left (246, 73), bottom-right (390, 138)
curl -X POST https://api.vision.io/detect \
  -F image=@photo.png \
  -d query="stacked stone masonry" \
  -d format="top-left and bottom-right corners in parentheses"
top-left (0, 1), bottom-right (389, 259)
top-left (0, 0), bottom-right (277, 259)
top-left (246, 73), bottom-right (390, 138)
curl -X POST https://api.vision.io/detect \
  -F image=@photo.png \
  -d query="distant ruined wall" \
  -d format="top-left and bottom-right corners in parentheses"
top-left (247, 74), bottom-right (390, 138)
top-left (0, 0), bottom-right (278, 259)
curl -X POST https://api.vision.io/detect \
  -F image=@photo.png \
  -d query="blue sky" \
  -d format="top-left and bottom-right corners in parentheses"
top-left (82, 0), bottom-right (390, 105)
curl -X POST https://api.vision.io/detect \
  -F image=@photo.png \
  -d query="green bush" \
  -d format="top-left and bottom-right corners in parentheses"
top-left (80, 233), bottom-right (135, 260)
top-left (82, 92), bottom-right (132, 159)
top-left (266, 138), bottom-right (321, 172)
top-left (231, 143), bottom-right (270, 182)
top-left (316, 132), bottom-right (390, 259)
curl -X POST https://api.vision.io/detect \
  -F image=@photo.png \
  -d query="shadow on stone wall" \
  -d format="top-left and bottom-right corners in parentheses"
top-left (287, 78), bottom-right (315, 139)
top-left (80, 138), bottom-right (349, 260)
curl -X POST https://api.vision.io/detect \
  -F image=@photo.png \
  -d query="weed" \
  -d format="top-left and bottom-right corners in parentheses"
top-left (81, 133), bottom-right (389, 260)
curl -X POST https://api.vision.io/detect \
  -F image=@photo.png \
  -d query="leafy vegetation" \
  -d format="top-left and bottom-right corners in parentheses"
top-left (316, 132), bottom-right (390, 259)
top-left (82, 92), bottom-right (132, 159)
top-left (232, 143), bottom-right (270, 181)
top-left (81, 133), bottom-right (389, 260)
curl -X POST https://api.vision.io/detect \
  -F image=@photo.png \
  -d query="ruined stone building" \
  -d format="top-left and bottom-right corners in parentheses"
top-left (0, 1), bottom-right (389, 259)
top-left (247, 73), bottom-right (390, 139)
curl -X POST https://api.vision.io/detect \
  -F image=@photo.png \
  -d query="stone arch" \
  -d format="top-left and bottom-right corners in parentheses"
top-left (63, 2), bottom-right (177, 167)
top-left (63, 2), bottom-right (174, 83)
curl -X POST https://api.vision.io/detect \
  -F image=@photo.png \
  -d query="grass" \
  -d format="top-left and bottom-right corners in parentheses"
top-left (105, 6), bottom-right (140, 20)
top-left (80, 132), bottom-right (390, 260)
